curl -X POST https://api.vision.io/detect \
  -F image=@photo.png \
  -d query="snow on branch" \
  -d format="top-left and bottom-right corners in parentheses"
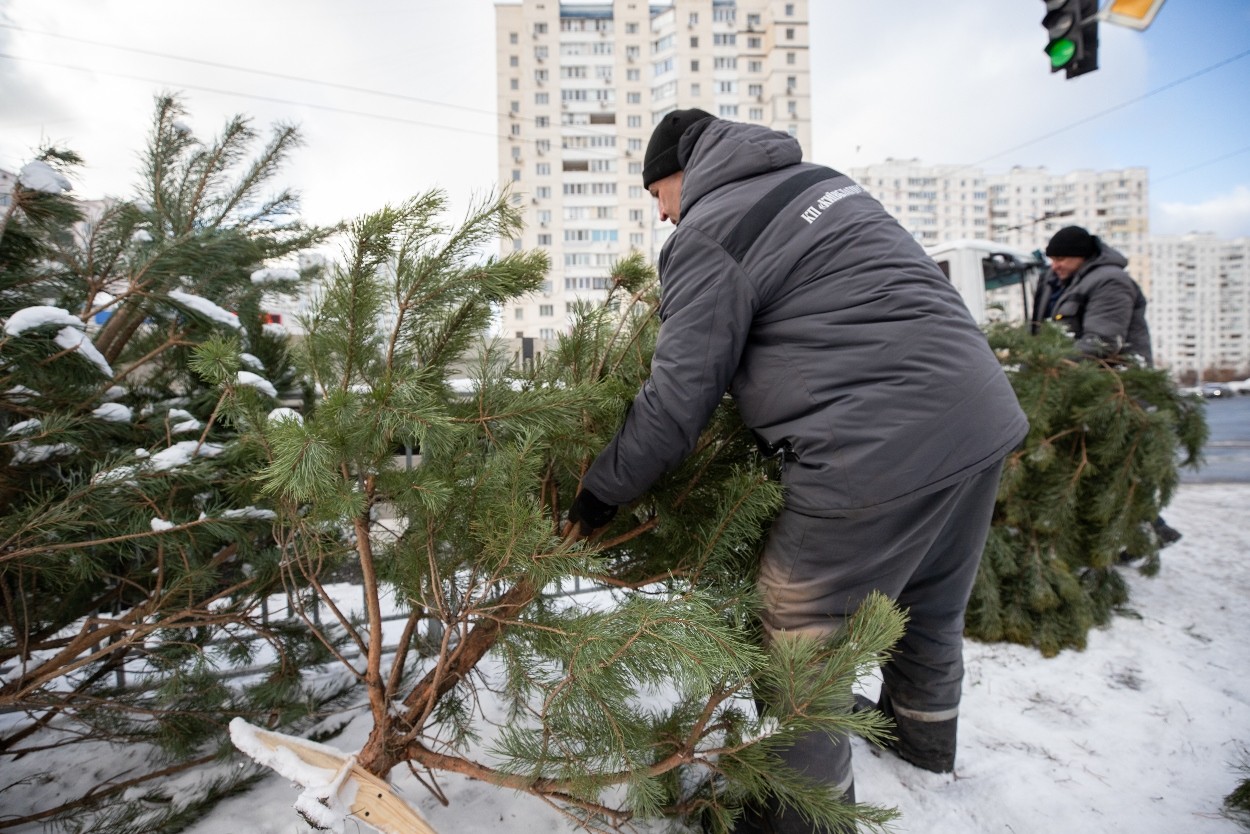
top-left (18, 160), bottom-right (72, 193)
top-left (168, 290), bottom-right (243, 331)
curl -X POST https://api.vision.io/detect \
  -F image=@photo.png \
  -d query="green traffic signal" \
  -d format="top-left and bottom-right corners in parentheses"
top-left (1047, 37), bottom-right (1077, 68)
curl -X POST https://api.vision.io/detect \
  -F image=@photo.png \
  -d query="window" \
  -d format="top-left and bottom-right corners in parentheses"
top-left (535, 92), bottom-right (548, 105)
top-left (748, 60), bottom-right (763, 73)
top-left (628, 92), bottom-right (641, 104)
top-left (627, 115), bottom-right (642, 128)
top-left (713, 33), bottom-right (736, 46)
top-left (786, 28), bottom-right (795, 40)
top-left (537, 210), bottom-right (551, 224)
top-left (690, 82), bottom-right (701, 97)
top-left (718, 104), bottom-right (739, 117)
top-left (785, 4), bottom-right (795, 16)
top-left (748, 83), bottom-right (763, 98)
top-left (537, 233), bottom-right (552, 246)
top-left (749, 107), bottom-right (763, 120)
top-left (534, 22), bottom-right (547, 34)
top-left (511, 169), bottom-right (521, 182)
top-left (510, 32), bottom-right (518, 44)
top-left (715, 57), bottom-right (737, 70)
top-left (510, 123), bottom-right (521, 135)
top-left (509, 55), bottom-right (519, 67)
top-left (536, 163), bottom-right (550, 175)
top-left (688, 11), bottom-right (698, 25)
top-left (510, 78), bottom-right (519, 90)
top-left (536, 186), bottom-right (551, 198)
top-left (515, 308), bottom-right (524, 320)
top-left (539, 304), bottom-right (554, 316)
top-left (626, 22), bottom-right (638, 34)
top-left (690, 36), bottom-right (698, 48)
top-left (787, 52), bottom-right (796, 65)
top-left (747, 36), bottom-right (761, 49)
top-left (690, 59), bottom-right (699, 72)
top-left (536, 116), bottom-right (549, 128)
top-left (627, 68), bottom-right (640, 81)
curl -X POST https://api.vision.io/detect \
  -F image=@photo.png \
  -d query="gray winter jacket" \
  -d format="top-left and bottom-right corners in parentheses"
top-left (1030, 242), bottom-right (1153, 365)
top-left (583, 120), bottom-right (1028, 516)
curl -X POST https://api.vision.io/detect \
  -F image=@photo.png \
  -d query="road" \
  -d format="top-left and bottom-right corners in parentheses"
top-left (1181, 394), bottom-right (1250, 483)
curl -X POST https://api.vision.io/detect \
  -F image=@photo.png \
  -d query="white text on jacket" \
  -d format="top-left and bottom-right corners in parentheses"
top-left (799, 185), bottom-right (865, 224)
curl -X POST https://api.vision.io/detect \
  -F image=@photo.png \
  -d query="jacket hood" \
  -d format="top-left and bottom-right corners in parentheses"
top-left (1080, 240), bottom-right (1129, 274)
top-left (679, 120), bottom-right (804, 215)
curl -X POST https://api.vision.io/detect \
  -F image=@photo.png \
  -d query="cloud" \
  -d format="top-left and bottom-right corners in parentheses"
top-left (1155, 186), bottom-right (1250, 238)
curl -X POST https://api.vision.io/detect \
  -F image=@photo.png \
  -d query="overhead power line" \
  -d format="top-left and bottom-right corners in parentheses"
top-left (0, 22), bottom-right (495, 120)
top-left (3, 22), bottom-right (1249, 178)
top-left (968, 47), bottom-right (1250, 169)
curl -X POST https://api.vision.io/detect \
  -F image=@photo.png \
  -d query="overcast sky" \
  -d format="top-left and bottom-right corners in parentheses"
top-left (2, 0), bottom-right (1248, 238)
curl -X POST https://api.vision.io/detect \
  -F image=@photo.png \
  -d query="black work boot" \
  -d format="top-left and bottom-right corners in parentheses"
top-left (1153, 517), bottom-right (1182, 547)
top-left (855, 691), bottom-right (957, 774)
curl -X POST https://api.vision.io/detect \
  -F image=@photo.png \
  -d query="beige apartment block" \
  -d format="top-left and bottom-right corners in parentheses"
top-left (495, 0), bottom-right (810, 347)
top-left (1150, 234), bottom-right (1250, 379)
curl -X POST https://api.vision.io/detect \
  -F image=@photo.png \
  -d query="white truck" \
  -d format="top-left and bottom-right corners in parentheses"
top-left (925, 239), bottom-right (1047, 326)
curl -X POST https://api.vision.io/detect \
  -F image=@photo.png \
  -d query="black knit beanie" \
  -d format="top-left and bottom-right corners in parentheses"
top-left (1045, 225), bottom-right (1098, 258)
top-left (642, 108), bottom-right (715, 188)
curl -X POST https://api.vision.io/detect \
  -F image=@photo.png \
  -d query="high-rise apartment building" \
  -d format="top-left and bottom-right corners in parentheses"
top-left (495, 0), bottom-right (810, 342)
top-left (848, 159), bottom-right (991, 246)
top-left (848, 160), bottom-right (1151, 291)
top-left (989, 165), bottom-right (1150, 293)
top-left (1150, 234), bottom-right (1250, 379)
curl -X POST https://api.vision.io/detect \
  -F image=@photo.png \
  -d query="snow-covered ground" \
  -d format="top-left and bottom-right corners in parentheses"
top-left (171, 482), bottom-right (1250, 834)
top-left (4, 481), bottom-right (1247, 834)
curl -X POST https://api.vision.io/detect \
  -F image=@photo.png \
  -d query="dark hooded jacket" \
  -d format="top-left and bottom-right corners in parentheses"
top-left (583, 119), bottom-right (1028, 516)
top-left (1030, 241), bottom-right (1153, 365)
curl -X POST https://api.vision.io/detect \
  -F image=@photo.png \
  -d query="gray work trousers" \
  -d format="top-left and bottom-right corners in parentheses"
top-left (753, 459), bottom-right (1004, 830)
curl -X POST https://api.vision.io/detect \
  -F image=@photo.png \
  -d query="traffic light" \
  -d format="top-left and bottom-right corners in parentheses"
top-left (1041, 0), bottom-right (1099, 79)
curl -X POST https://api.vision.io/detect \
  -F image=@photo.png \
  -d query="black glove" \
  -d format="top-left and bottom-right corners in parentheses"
top-left (566, 487), bottom-right (618, 537)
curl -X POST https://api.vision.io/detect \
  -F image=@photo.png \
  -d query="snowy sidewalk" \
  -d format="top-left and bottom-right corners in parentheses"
top-left (177, 482), bottom-right (1250, 834)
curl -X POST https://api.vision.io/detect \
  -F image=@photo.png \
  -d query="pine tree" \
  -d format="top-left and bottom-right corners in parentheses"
top-left (0, 95), bottom-right (344, 831)
top-left (967, 322), bottom-right (1208, 656)
top-left (243, 193), bottom-right (907, 833)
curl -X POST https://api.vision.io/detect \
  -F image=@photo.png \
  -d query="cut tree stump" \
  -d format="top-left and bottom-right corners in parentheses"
top-left (229, 718), bottom-right (438, 834)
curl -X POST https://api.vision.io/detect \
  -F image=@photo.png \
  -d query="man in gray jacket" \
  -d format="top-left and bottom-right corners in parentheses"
top-left (565, 110), bottom-right (1028, 828)
top-left (1030, 225), bottom-right (1153, 364)
top-left (1031, 226), bottom-right (1181, 550)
